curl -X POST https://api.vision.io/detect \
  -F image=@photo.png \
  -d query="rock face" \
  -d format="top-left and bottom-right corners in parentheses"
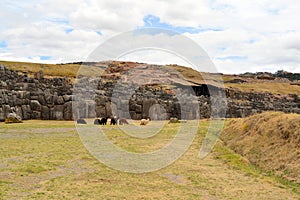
top-left (0, 64), bottom-right (73, 121)
top-left (226, 89), bottom-right (300, 118)
top-left (0, 63), bottom-right (299, 121)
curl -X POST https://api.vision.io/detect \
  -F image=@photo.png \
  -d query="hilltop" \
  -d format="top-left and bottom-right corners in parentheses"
top-left (1, 60), bottom-right (299, 96)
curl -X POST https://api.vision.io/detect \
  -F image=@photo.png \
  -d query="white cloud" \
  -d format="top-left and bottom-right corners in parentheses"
top-left (0, 0), bottom-right (300, 73)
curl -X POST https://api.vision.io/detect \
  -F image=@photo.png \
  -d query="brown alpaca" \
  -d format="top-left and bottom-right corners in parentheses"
top-left (119, 118), bottom-right (128, 125)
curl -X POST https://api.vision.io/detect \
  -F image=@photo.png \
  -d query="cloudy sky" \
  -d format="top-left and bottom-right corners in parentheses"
top-left (0, 0), bottom-right (300, 74)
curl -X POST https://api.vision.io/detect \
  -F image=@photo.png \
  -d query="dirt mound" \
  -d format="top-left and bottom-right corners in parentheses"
top-left (222, 112), bottom-right (300, 183)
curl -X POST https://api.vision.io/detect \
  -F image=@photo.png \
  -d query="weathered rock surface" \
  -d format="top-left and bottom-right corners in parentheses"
top-left (0, 64), bottom-right (73, 121)
top-left (0, 63), bottom-right (299, 121)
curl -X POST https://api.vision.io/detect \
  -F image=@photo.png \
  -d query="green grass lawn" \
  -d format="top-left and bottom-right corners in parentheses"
top-left (0, 120), bottom-right (299, 199)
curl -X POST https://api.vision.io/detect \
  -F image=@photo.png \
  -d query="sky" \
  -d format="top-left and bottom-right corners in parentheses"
top-left (0, 0), bottom-right (300, 74)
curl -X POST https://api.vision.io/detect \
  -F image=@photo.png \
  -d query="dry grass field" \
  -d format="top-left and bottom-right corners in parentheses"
top-left (0, 119), bottom-right (299, 199)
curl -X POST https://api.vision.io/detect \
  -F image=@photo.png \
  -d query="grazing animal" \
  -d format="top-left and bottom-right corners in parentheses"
top-left (140, 118), bottom-right (150, 125)
top-left (107, 118), bottom-right (111, 124)
top-left (168, 117), bottom-right (179, 123)
top-left (99, 117), bottom-right (107, 125)
top-left (94, 118), bottom-right (101, 125)
top-left (119, 118), bottom-right (128, 125)
top-left (110, 117), bottom-right (117, 125)
top-left (77, 118), bottom-right (87, 124)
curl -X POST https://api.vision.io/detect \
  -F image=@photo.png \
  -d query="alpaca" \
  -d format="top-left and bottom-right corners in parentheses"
top-left (119, 118), bottom-right (128, 125)
top-left (99, 117), bottom-right (107, 125)
top-left (94, 118), bottom-right (101, 125)
top-left (110, 117), bottom-right (117, 125)
top-left (140, 118), bottom-right (150, 125)
top-left (168, 117), bottom-right (179, 123)
top-left (77, 118), bottom-right (87, 124)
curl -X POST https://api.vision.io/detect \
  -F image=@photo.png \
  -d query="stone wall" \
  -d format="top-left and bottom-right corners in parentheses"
top-left (226, 89), bottom-right (300, 118)
top-left (0, 64), bottom-right (299, 121)
top-left (0, 65), bottom-right (73, 121)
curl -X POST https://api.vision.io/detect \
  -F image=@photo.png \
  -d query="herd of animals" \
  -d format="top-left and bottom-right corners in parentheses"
top-left (76, 117), bottom-right (152, 125)
top-left (76, 117), bottom-right (183, 125)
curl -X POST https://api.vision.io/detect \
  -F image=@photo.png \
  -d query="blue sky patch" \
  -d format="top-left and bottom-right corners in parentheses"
top-left (141, 15), bottom-right (223, 34)
top-left (218, 47), bottom-right (227, 51)
top-left (40, 56), bottom-right (52, 60)
top-left (96, 31), bottom-right (102, 36)
top-left (65, 28), bottom-right (74, 33)
top-left (267, 8), bottom-right (280, 15)
top-left (216, 55), bottom-right (247, 61)
top-left (248, 39), bottom-right (257, 44)
top-left (0, 41), bottom-right (7, 49)
top-left (46, 17), bottom-right (69, 25)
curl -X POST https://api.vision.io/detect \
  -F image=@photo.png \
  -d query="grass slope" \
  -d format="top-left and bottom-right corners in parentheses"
top-left (222, 112), bottom-right (300, 185)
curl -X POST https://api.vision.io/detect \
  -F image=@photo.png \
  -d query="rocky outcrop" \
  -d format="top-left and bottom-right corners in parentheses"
top-left (0, 63), bottom-right (299, 121)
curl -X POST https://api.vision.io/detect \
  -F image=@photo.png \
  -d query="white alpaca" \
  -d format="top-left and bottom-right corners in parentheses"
top-left (107, 118), bottom-right (111, 124)
top-left (140, 118), bottom-right (150, 125)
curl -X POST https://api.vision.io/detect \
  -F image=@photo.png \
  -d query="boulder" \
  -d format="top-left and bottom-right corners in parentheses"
top-left (95, 106), bottom-right (106, 118)
top-left (135, 104), bottom-right (142, 113)
top-left (57, 96), bottom-right (64, 105)
top-left (21, 105), bottom-right (31, 120)
top-left (41, 106), bottom-right (50, 120)
top-left (51, 105), bottom-right (64, 120)
top-left (63, 95), bottom-right (72, 102)
top-left (0, 108), bottom-right (4, 122)
top-left (31, 111), bottom-right (41, 119)
top-left (5, 113), bottom-right (22, 123)
top-left (30, 100), bottom-right (41, 111)
top-left (63, 102), bottom-right (73, 120)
